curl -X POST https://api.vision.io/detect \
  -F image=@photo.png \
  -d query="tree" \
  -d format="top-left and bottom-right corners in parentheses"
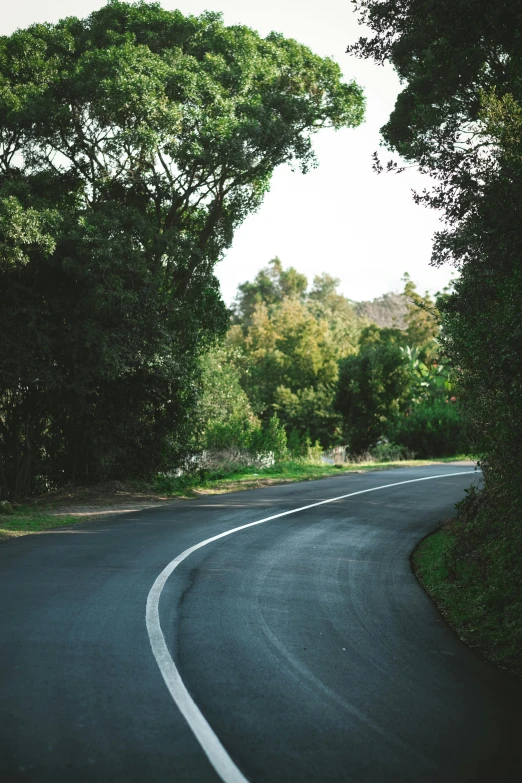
top-left (349, 0), bottom-right (522, 474)
top-left (230, 296), bottom-right (342, 443)
top-left (401, 273), bottom-right (439, 351)
top-left (227, 260), bottom-right (452, 454)
top-left (307, 273), bottom-right (362, 357)
top-left (0, 1), bottom-right (365, 499)
top-left (335, 326), bottom-right (411, 453)
top-left (350, 0), bottom-right (522, 668)
top-left (232, 257), bottom-right (308, 327)
top-left (193, 344), bottom-right (289, 460)
top-left (228, 260), bottom-right (366, 445)
top-left (194, 344), bottom-right (257, 449)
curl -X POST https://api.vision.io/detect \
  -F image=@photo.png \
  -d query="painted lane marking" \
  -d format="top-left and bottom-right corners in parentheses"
top-left (146, 469), bottom-right (478, 783)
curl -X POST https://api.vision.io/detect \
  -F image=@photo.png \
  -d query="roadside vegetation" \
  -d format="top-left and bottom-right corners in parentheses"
top-left (352, 0), bottom-right (522, 676)
top-left (0, 1), bottom-right (364, 502)
top-left (0, 455), bottom-right (468, 541)
top-left (152, 456), bottom-right (469, 497)
top-left (413, 487), bottom-right (522, 677)
top-left (195, 259), bottom-right (467, 468)
top-left (0, 508), bottom-right (81, 540)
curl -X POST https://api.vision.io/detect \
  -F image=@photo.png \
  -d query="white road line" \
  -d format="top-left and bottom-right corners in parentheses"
top-left (146, 469), bottom-right (478, 783)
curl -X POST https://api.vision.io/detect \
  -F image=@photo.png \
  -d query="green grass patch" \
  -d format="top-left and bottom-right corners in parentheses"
top-left (0, 507), bottom-right (82, 540)
top-left (0, 455), bottom-right (470, 540)
top-left (153, 456), bottom-right (470, 497)
top-left (413, 517), bottom-right (522, 677)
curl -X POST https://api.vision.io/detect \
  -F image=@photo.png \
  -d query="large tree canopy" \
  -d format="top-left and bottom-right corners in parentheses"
top-left (349, 0), bottom-right (522, 471)
top-left (3, 0), bottom-right (364, 286)
top-left (349, 1), bottom-right (522, 161)
top-left (0, 1), bottom-right (364, 499)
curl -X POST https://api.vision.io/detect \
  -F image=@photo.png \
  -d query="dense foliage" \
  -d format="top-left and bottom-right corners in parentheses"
top-left (350, 0), bottom-right (522, 669)
top-left (227, 259), bottom-right (361, 446)
top-left (203, 258), bottom-right (465, 459)
top-left (387, 398), bottom-right (465, 459)
top-left (0, 1), bottom-right (364, 499)
top-left (336, 326), bottom-right (411, 453)
top-left (193, 344), bottom-right (287, 460)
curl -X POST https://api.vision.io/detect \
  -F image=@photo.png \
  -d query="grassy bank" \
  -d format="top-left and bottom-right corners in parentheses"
top-left (0, 508), bottom-right (83, 541)
top-left (151, 456), bottom-right (469, 497)
top-left (413, 503), bottom-right (522, 677)
top-left (1, 456), bottom-right (469, 541)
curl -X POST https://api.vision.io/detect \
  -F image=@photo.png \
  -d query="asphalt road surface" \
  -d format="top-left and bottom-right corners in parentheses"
top-left (1, 465), bottom-right (521, 783)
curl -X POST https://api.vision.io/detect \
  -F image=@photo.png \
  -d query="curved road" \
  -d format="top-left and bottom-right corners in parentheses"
top-left (1, 465), bottom-right (520, 782)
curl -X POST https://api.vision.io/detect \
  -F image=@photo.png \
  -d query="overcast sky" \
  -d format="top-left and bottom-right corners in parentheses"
top-left (2, 1), bottom-right (454, 303)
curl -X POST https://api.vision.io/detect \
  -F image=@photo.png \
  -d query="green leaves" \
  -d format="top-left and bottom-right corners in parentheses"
top-left (350, 4), bottom-right (522, 644)
top-left (336, 326), bottom-right (412, 453)
top-left (0, 196), bottom-right (60, 269)
top-left (0, 4), bottom-right (364, 295)
top-left (227, 260), bottom-right (362, 445)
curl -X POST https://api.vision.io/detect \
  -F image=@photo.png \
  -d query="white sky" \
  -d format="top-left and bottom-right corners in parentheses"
top-left (2, 1), bottom-right (454, 303)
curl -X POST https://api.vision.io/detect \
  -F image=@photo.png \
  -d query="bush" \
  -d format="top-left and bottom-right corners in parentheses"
top-left (370, 441), bottom-right (412, 462)
top-left (250, 415), bottom-right (288, 461)
top-left (203, 414), bottom-right (287, 463)
top-left (286, 428), bottom-right (323, 462)
top-left (386, 398), bottom-right (468, 458)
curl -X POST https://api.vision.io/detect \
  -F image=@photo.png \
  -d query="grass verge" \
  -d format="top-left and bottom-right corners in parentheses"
top-left (151, 456), bottom-right (469, 497)
top-left (0, 508), bottom-right (84, 541)
top-left (1, 455), bottom-right (470, 541)
top-left (413, 513), bottom-right (522, 677)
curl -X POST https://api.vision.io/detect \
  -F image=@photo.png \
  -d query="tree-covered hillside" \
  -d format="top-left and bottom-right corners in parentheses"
top-left (354, 291), bottom-right (408, 329)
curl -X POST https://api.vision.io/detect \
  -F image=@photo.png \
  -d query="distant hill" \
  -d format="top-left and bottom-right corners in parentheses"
top-left (353, 292), bottom-right (409, 330)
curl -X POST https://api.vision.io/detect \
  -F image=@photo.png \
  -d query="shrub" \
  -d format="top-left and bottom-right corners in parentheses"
top-left (203, 414), bottom-right (287, 462)
top-left (440, 484), bottom-right (522, 675)
top-left (370, 441), bottom-right (412, 462)
top-left (386, 398), bottom-right (468, 458)
top-left (286, 428), bottom-right (323, 462)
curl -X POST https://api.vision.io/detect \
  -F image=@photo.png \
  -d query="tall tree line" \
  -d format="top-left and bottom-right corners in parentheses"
top-left (0, 1), bottom-right (364, 500)
top-left (350, 0), bottom-right (522, 664)
top-left (201, 258), bottom-right (463, 459)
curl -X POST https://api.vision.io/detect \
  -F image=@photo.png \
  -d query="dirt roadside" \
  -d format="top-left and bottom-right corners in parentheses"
top-left (18, 476), bottom-right (302, 521)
